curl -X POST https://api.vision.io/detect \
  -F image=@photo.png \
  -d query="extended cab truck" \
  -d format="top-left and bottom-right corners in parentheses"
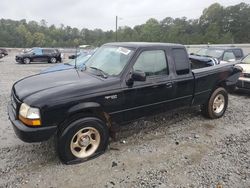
top-left (8, 42), bottom-right (242, 164)
top-left (191, 47), bottom-right (244, 62)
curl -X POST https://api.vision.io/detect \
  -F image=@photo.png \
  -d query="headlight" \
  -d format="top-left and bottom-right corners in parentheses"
top-left (19, 103), bottom-right (41, 126)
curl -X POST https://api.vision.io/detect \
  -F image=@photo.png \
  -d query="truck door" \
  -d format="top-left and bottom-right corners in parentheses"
top-left (171, 48), bottom-right (194, 108)
top-left (121, 49), bottom-right (175, 122)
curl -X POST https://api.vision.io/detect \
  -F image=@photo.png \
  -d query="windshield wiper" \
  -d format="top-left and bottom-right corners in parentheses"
top-left (202, 55), bottom-right (213, 58)
top-left (190, 53), bottom-right (200, 56)
top-left (64, 63), bottom-right (72, 66)
top-left (89, 66), bottom-right (108, 78)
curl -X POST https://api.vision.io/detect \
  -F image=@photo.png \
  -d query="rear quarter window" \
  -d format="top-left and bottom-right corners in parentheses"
top-left (223, 51), bottom-right (236, 61)
top-left (172, 48), bottom-right (190, 75)
top-left (42, 49), bottom-right (55, 54)
top-left (233, 49), bottom-right (243, 59)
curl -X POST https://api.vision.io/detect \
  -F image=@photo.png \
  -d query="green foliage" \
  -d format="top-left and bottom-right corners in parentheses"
top-left (0, 2), bottom-right (249, 47)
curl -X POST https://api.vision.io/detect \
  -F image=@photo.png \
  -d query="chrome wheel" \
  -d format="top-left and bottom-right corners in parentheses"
top-left (50, 57), bottom-right (57, 63)
top-left (24, 58), bottom-right (30, 64)
top-left (213, 94), bottom-right (225, 114)
top-left (70, 127), bottom-right (101, 158)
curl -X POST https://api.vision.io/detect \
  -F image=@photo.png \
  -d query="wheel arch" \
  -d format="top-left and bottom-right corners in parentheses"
top-left (65, 102), bottom-right (112, 128)
top-left (214, 80), bottom-right (234, 93)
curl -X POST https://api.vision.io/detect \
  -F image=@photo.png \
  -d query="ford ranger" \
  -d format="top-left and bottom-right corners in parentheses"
top-left (8, 42), bottom-right (242, 164)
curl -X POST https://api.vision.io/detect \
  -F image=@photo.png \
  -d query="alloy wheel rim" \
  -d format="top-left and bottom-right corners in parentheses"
top-left (51, 58), bottom-right (56, 63)
top-left (70, 127), bottom-right (101, 158)
top-left (213, 94), bottom-right (225, 114)
top-left (25, 58), bottom-right (30, 64)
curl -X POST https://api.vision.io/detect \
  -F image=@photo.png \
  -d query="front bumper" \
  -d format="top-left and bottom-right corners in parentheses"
top-left (236, 77), bottom-right (250, 91)
top-left (15, 56), bottom-right (23, 63)
top-left (8, 103), bottom-right (57, 143)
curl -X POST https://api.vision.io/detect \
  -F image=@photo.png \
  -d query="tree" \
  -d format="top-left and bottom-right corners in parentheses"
top-left (0, 2), bottom-right (249, 47)
top-left (33, 32), bottom-right (45, 46)
top-left (140, 18), bottom-right (162, 42)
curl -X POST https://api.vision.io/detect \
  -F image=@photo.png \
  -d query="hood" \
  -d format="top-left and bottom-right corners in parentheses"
top-left (13, 69), bottom-right (106, 103)
top-left (41, 63), bottom-right (74, 73)
top-left (16, 53), bottom-right (31, 57)
top-left (237, 63), bottom-right (250, 73)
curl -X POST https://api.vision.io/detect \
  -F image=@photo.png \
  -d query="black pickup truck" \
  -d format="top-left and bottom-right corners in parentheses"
top-left (8, 42), bottom-right (242, 164)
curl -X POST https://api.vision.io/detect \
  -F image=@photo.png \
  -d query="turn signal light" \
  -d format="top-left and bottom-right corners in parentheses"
top-left (19, 115), bottom-right (41, 126)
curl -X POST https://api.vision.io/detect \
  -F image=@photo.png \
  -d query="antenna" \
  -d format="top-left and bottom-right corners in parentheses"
top-left (74, 46), bottom-right (77, 69)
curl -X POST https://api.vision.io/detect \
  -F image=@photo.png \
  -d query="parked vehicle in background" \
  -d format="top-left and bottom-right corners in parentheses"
top-left (68, 51), bottom-right (82, 59)
top-left (41, 54), bottom-right (92, 73)
top-left (189, 55), bottom-right (219, 69)
top-left (235, 54), bottom-right (250, 91)
top-left (68, 48), bottom-right (97, 59)
top-left (0, 48), bottom-right (8, 58)
top-left (8, 42), bottom-right (242, 164)
top-left (15, 48), bottom-right (62, 64)
top-left (191, 47), bottom-right (244, 63)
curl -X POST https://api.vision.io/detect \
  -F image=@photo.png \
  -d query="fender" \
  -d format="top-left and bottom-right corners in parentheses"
top-left (213, 65), bottom-right (242, 93)
top-left (67, 102), bottom-right (102, 115)
top-left (225, 65), bottom-right (242, 92)
top-left (66, 102), bottom-right (112, 128)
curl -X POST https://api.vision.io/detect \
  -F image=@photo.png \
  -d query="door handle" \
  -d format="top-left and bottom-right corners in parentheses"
top-left (165, 82), bottom-right (173, 88)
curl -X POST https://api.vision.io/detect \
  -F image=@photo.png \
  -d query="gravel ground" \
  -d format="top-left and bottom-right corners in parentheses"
top-left (0, 52), bottom-right (250, 188)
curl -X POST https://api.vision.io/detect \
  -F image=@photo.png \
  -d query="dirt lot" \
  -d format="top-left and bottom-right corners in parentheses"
top-left (0, 52), bottom-right (250, 188)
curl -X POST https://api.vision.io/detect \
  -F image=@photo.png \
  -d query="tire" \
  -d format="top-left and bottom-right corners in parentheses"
top-left (201, 87), bottom-right (228, 119)
top-left (23, 58), bottom-right (31, 64)
top-left (49, 57), bottom-right (57, 63)
top-left (57, 117), bottom-right (109, 164)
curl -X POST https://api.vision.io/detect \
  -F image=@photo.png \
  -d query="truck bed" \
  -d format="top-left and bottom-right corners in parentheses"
top-left (192, 62), bottom-right (239, 106)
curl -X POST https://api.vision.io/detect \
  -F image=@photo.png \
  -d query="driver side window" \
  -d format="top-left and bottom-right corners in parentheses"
top-left (33, 49), bottom-right (42, 55)
top-left (133, 50), bottom-right (168, 77)
top-left (223, 51), bottom-right (236, 61)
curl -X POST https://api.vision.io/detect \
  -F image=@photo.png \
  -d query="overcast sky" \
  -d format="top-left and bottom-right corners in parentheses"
top-left (1, 0), bottom-right (250, 31)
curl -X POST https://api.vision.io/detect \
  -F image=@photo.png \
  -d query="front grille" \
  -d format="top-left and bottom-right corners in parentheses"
top-left (244, 81), bottom-right (250, 89)
top-left (11, 92), bottom-right (21, 118)
top-left (15, 56), bottom-right (22, 61)
top-left (11, 94), bottom-right (17, 110)
top-left (244, 73), bottom-right (250, 78)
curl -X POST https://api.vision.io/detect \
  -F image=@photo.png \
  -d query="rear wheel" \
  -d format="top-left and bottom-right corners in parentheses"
top-left (201, 87), bottom-right (228, 119)
top-left (23, 58), bottom-right (31, 64)
top-left (49, 57), bottom-right (57, 63)
top-left (57, 117), bottom-right (109, 164)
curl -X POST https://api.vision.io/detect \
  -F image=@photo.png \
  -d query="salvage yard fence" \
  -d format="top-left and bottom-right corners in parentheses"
top-left (3, 44), bottom-right (250, 57)
top-left (185, 44), bottom-right (250, 55)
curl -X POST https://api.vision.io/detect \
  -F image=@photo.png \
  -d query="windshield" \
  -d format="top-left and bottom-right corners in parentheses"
top-left (196, 48), bottom-right (224, 58)
top-left (85, 46), bottom-right (134, 76)
top-left (242, 55), bottom-right (250, 64)
top-left (68, 54), bottom-right (91, 66)
top-left (24, 49), bottom-right (33, 54)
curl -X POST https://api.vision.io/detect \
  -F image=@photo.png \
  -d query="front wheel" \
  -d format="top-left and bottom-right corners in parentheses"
top-left (23, 58), bottom-right (31, 64)
top-left (57, 117), bottom-right (109, 164)
top-left (201, 87), bottom-right (228, 119)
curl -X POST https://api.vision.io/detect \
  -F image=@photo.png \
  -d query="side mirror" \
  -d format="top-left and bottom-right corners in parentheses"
top-left (132, 70), bottom-right (146, 82)
top-left (126, 70), bottom-right (146, 86)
